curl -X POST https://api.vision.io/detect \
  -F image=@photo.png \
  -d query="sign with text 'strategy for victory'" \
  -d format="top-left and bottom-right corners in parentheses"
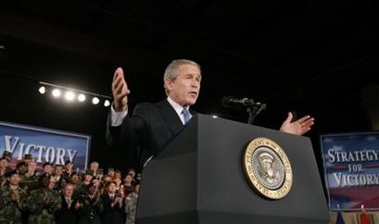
top-left (320, 132), bottom-right (379, 211)
top-left (0, 121), bottom-right (91, 170)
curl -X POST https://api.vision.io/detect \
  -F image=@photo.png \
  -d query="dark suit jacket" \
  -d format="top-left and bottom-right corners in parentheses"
top-left (55, 195), bottom-right (80, 224)
top-left (100, 194), bottom-right (125, 224)
top-left (106, 99), bottom-right (194, 170)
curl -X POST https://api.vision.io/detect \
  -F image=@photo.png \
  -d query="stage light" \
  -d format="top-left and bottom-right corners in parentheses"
top-left (39, 81), bottom-right (111, 107)
top-left (78, 94), bottom-right (86, 102)
top-left (38, 86), bottom-right (46, 94)
top-left (64, 91), bottom-right (75, 101)
top-left (104, 100), bottom-right (111, 107)
top-left (52, 89), bottom-right (61, 98)
top-left (92, 97), bottom-right (100, 105)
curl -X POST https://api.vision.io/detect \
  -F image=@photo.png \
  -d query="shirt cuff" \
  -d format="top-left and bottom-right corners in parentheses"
top-left (110, 105), bottom-right (128, 126)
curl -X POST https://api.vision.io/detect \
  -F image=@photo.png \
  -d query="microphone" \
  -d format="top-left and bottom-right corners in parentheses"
top-left (221, 96), bottom-right (255, 109)
top-left (221, 96), bottom-right (267, 124)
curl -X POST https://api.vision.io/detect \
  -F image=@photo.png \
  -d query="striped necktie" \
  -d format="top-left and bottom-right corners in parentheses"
top-left (181, 108), bottom-right (191, 124)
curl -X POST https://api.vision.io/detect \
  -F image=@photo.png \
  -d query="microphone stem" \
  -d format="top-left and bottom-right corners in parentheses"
top-left (247, 107), bottom-right (256, 125)
top-left (246, 103), bottom-right (266, 125)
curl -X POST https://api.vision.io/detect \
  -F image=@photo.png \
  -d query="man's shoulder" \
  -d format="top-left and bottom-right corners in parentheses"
top-left (134, 99), bottom-right (169, 110)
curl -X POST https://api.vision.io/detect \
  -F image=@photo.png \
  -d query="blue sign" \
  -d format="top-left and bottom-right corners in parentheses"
top-left (0, 121), bottom-right (91, 170)
top-left (320, 132), bottom-right (379, 211)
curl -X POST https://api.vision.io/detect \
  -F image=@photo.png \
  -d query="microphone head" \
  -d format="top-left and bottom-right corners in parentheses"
top-left (221, 96), bottom-right (247, 111)
top-left (221, 96), bottom-right (234, 108)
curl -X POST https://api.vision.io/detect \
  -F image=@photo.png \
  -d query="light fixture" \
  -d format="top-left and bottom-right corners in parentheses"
top-left (38, 86), bottom-right (46, 94)
top-left (77, 94), bottom-right (86, 102)
top-left (52, 89), bottom-right (61, 98)
top-left (92, 97), bottom-right (100, 105)
top-left (64, 91), bottom-right (75, 101)
top-left (104, 100), bottom-right (111, 107)
top-left (39, 81), bottom-right (112, 107)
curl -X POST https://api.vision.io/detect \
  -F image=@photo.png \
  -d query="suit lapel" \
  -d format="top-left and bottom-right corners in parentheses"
top-left (156, 99), bottom-right (183, 134)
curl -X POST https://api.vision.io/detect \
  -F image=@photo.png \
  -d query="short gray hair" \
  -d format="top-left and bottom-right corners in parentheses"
top-left (163, 59), bottom-right (201, 95)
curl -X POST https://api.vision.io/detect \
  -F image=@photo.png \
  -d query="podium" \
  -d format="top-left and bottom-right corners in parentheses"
top-left (136, 114), bottom-right (329, 224)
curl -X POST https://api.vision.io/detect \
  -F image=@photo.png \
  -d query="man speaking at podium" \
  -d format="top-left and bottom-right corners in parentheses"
top-left (106, 59), bottom-right (314, 171)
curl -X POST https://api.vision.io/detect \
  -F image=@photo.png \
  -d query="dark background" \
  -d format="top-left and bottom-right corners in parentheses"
top-left (1, 0), bottom-right (379, 178)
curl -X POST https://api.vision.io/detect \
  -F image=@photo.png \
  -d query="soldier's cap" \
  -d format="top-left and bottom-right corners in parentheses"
top-left (127, 168), bottom-right (136, 173)
top-left (1, 151), bottom-right (12, 162)
top-left (23, 154), bottom-right (33, 160)
top-left (106, 180), bottom-right (117, 187)
top-left (39, 172), bottom-right (51, 181)
top-left (69, 171), bottom-right (80, 177)
top-left (42, 162), bottom-right (52, 167)
top-left (16, 161), bottom-right (28, 169)
top-left (84, 170), bottom-right (94, 176)
top-left (5, 169), bottom-right (20, 178)
top-left (87, 181), bottom-right (97, 189)
top-left (59, 176), bottom-right (69, 183)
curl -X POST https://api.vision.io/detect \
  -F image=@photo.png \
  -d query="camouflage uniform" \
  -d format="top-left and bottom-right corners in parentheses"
top-left (26, 187), bottom-right (62, 224)
top-left (124, 192), bottom-right (139, 224)
top-left (0, 168), bottom-right (10, 181)
top-left (0, 172), bottom-right (7, 189)
top-left (0, 185), bottom-right (28, 224)
top-left (22, 175), bottom-right (41, 193)
top-left (0, 151), bottom-right (12, 190)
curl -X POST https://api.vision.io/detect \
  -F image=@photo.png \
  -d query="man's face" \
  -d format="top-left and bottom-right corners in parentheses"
top-left (28, 161), bottom-right (36, 170)
top-left (124, 175), bottom-right (133, 184)
top-left (0, 159), bottom-right (7, 168)
top-left (114, 172), bottom-right (121, 179)
top-left (128, 170), bottom-right (136, 178)
top-left (108, 183), bottom-right (117, 193)
top-left (84, 174), bottom-right (93, 181)
top-left (18, 165), bottom-right (28, 174)
top-left (70, 174), bottom-right (80, 183)
top-left (65, 163), bottom-right (73, 170)
top-left (166, 64), bottom-right (201, 107)
top-left (48, 179), bottom-right (56, 189)
top-left (44, 165), bottom-right (53, 174)
top-left (88, 185), bottom-right (97, 195)
top-left (90, 162), bottom-right (99, 172)
top-left (54, 166), bottom-right (63, 175)
top-left (8, 174), bottom-right (20, 186)
top-left (64, 184), bottom-right (75, 198)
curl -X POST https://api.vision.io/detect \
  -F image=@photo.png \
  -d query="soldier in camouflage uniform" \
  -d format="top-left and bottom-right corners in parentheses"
top-left (17, 159), bottom-right (41, 194)
top-left (0, 169), bottom-right (28, 224)
top-left (75, 170), bottom-right (93, 198)
top-left (15, 161), bottom-right (29, 192)
top-left (0, 151), bottom-right (12, 189)
top-left (124, 181), bottom-right (141, 224)
top-left (26, 173), bottom-right (62, 224)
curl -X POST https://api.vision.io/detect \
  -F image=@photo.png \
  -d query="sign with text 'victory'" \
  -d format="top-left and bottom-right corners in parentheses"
top-left (0, 121), bottom-right (91, 170)
top-left (320, 132), bottom-right (379, 211)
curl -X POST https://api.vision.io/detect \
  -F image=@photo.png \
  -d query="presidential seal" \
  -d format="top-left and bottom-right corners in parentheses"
top-left (243, 137), bottom-right (293, 200)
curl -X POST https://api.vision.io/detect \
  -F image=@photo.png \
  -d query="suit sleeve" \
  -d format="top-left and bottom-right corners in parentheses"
top-left (105, 104), bottom-right (151, 168)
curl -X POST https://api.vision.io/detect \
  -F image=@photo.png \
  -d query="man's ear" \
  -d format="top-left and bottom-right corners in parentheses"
top-left (165, 78), bottom-right (174, 91)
